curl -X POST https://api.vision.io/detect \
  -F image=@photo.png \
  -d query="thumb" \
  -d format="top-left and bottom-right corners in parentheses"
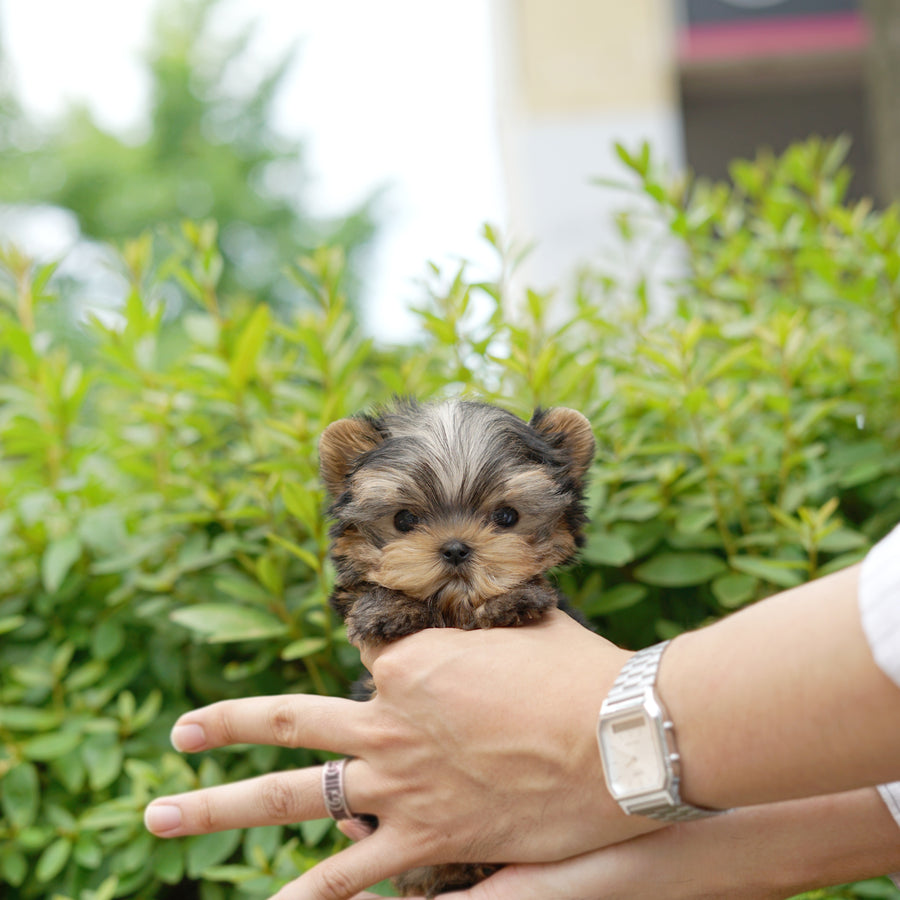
top-left (270, 831), bottom-right (410, 900)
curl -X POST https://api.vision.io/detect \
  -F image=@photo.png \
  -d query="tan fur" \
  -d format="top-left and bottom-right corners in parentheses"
top-left (372, 523), bottom-right (539, 604)
top-left (331, 528), bottom-right (381, 573)
top-left (319, 417), bottom-right (382, 496)
top-left (532, 406), bottom-right (595, 479)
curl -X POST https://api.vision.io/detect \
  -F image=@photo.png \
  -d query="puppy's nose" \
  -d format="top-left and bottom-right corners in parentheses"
top-left (441, 540), bottom-right (472, 566)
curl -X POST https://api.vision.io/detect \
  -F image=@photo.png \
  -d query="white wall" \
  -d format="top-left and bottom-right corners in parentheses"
top-left (490, 0), bottom-right (684, 304)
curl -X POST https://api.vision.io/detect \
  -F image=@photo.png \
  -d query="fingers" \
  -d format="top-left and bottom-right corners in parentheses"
top-left (170, 694), bottom-right (366, 756)
top-left (145, 760), bottom-right (375, 837)
top-left (270, 830), bottom-right (410, 900)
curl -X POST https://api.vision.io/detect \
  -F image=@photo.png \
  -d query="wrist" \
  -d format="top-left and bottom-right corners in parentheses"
top-left (656, 564), bottom-right (897, 812)
top-left (597, 637), bottom-right (727, 822)
top-left (551, 632), bottom-right (662, 852)
top-left (654, 629), bottom-right (714, 809)
top-left (572, 639), bottom-right (635, 824)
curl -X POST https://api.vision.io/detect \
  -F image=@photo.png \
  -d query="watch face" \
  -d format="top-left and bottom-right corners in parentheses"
top-left (599, 712), bottom-right (667, 798)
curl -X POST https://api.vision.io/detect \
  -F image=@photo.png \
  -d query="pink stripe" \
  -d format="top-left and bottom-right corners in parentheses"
top-left (679, 11), bottom-right (868, 62)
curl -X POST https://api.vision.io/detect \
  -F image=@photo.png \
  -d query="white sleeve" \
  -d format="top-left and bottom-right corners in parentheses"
top-left (877, 783), bottom-right (900, 887)
top-left (859, 525), bottom-right (900, 883)
top-left (859, 525), bottom-right (900, 689)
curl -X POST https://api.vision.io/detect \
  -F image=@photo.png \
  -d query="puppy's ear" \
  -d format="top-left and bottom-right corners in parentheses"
top-left (319, 417), bottom-right (383, 496)
top-left (530, 407), bottom-right (595, 481)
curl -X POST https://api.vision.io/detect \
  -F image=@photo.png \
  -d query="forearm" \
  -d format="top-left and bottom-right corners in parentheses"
top-left (662, 564), bottom-right (900, 810)
top-left (431, 787), bottom-right (900, 900)
top-left (595, 788), bottom-right (900, 899)
top-left (664, 788), bottom-right (900, 899)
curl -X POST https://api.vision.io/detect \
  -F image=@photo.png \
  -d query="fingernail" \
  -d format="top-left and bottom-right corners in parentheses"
top-left (145, 803), bottom-right (183, 835)
top-left (171, 723), bottom-right (206, 752)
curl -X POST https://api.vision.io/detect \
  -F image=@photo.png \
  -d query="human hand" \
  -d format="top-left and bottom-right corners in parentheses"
top-left (145, 610), bottom-right (654, 899)
top-left (377, 788), bottom-right (900, 900)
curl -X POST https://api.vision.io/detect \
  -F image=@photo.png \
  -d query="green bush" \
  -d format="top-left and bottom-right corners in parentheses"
top-left (1, 139), bottom-right (899, 899)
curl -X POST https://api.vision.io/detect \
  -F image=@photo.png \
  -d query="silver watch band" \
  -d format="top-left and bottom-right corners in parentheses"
top-left (602, 640), bottom-right (724, 822)
top-left (603, 640), bottom-right (671, 708)
top-left (627, 793), bottom-right (722, 823)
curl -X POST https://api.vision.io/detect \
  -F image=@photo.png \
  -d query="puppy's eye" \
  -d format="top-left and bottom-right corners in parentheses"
top-left (492, 506), bottom-right (519, 528)
top-left (394, 510), bottom-right (420, 533)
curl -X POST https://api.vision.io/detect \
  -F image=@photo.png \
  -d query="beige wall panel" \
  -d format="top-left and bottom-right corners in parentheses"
top-left (517, 0), bottom-right (676, 113)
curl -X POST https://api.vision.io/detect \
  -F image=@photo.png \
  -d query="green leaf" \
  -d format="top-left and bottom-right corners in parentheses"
top-left (816, 528), bottom-right (868, 554)
top-left (82, 733), bottom-right (123, 791)
top-left (35, 837), bottom-right (72, 883)
top-left (229, 304), bottom-right (271, 389)
top-left (214, 573), bottom-right (274, 606)
top-left (51, 748), bottom-right (87, 795)
top-left (282, 482), bottom-right (320, 529)
top-left (821, 878), bottom-right (889, 898)
top-left (0, 614), bottom-right (25, 635)
top-left (200, 864), bottom-right (260, 883)
top-left (256, 553), bottom-right (284, 596)
top-left (73, 832), bottom-right (103, 869)
top-left (91, 619), bottom-right (126, 660)
top-left (21, 729), bottom-right (83, 761)
top-left (634, 552), bottom-right (727, 587)
top-left (243, 826), bottom-right (283, 865)
top-left (655, 619), bottom-right (686, 641)
top-left (615, 501), bottom-right (663, 522)
top-left (170, 604), bottom-right (289, 643)
top-left (581, 532), bottom-right (634, 567)
top-left (113, 831), bottom-right (155, 874)
top-left (1, 762), bottom-right (40, 828)
top-left (0, 846), bottom-right (28, 887)
top-left (65, 659), bottom-right (107, 691)
top-left (583, 583), bottom-right (647, 617)
top-left (154, 839), bottom-right (185, 884)
top-left (280, 637), bottom-right (328, 660)
top-left (267, 532), bottom-right (321, 571)
top-left (92, 875), bottom-right (120, 900)
top-left (729, 556), bottom-right (806, 588)
top-left (414, 308), bottom-right (457, 344)
top-left (46, 802), bottom-right (77, 832)
top-left (0, 706), bottom-right (62, 731)
top-left (131, 689), bottom-right (163, 732)
top-left (41, 534), bottom-right (81, 593)
top-left (711, 573), bottom-right (758, 609)
top-left (186, 829), bottom-right (243, 878)
top-left (77, 505), bottom-right (127, 554)
top-left (78, 801), bottom-right (142, 831)
top-left (839, 460), bottom-right (884, 488)
top-left (300, 817), bottom-right (334, 848)
top-left (818, 548), bottom-right (869, 576)
top-left (184, 312), bottom-right (221, 348)
top-left (675, 507), bottom-right (718, 535)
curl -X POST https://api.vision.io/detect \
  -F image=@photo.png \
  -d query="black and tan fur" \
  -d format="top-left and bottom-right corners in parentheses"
top-left (318, 398), bottom-right (595, 897)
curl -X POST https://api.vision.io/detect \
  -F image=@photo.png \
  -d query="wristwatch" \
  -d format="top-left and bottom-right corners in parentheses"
top-left (597, 640), bottom-right (725, 822)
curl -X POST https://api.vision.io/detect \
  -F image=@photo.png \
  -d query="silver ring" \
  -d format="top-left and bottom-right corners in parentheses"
top-left (322, 758), bottom-right (354, 820)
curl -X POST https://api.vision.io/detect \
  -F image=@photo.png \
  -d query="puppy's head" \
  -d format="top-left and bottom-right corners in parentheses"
top-left (319, 399), bottom-right (594, 616)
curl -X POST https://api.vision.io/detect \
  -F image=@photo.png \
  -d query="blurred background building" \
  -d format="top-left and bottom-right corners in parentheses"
top-left (493, 0), bottom-right (878, 294)
top-left (0, 0), bottom-right (893, 337)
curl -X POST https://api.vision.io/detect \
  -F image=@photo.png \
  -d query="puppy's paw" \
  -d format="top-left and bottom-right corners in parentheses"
top-left (346, 591), bottom-right (436, 644)
top-left (475, 583), bottom-right (558, 628)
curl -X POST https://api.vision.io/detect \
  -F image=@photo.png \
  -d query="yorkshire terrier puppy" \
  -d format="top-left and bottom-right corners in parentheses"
top-left (318, 397), bottom-right (595, 897)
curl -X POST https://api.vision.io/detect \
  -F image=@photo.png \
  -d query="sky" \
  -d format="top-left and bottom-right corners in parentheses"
top-left (0, 0), bottom-right (506, 342)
